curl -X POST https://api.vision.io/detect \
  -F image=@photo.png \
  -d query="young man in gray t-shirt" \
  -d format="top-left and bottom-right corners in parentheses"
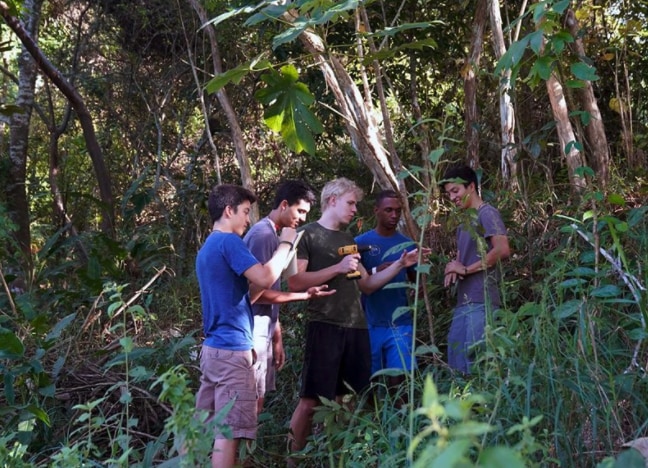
top-left (442, 166), bottom-right (511, 374)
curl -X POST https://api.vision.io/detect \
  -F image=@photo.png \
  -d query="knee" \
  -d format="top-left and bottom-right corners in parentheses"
top-left (297, 398), bottom-right (317, 415)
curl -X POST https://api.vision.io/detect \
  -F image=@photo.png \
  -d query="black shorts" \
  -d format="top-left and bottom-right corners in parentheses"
top-left (300, 321), bottom-right (371, 400)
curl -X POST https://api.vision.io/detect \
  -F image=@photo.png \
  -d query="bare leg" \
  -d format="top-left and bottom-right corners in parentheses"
top-left (212, 438), bottom-right (239, 468)
top-left (288, 397), bottom-right (318, 453)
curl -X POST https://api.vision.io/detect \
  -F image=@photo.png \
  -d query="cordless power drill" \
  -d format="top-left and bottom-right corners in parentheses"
top-left (338, 244), bottom-right (373, 280)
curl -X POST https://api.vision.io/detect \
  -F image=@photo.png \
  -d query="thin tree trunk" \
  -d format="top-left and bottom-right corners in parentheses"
top-left (1, 0), bottom-right (114, 235)
top-left (189, 0), bottom-right (258, 223)
top-left (489, 0), bottom-right (519, 188)
top-left (546, 74), bottom-right (587, 193)
top-left (464, 0), bottom-right (488, 167)
top-left (565, 9), bottom-right (610, 187)
top-left (357, 6), bottom-right (418, 241)
top-left (305, 33), bottom-right (418, 238)
top-left (4, 0), bottom-right (42, 265)
top-left (533, 10), bottom-right (586, 194)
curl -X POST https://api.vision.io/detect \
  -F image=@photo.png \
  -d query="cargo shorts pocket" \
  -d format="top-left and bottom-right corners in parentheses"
top-left (216, 389), bottom-right (257, 432)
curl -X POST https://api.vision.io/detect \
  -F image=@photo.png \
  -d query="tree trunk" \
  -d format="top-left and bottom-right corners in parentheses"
top-left (190, 0), bottom-right (258, 223)
top-left (4, 0), bottom-right (42, 264)
top-left (489, 0), bottom-right (519, 188)
top-left (288, 14), bottom-right (419, 239)
top-left (463, 0), bottom-right (488, 167)
top-left (534, 10), bottom-right (586, 194)
top-left (565, 9), bottom-right (610, 187)
top-left (546, 74), bottom-right (587, 193)
top-left (1, 0), bottom-right (114, 235)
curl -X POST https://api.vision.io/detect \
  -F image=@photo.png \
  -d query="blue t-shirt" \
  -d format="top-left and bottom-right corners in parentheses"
top-left (354, 229), bottom-right (416, 327)
top-left (195, 231), bottom-right (260, 350)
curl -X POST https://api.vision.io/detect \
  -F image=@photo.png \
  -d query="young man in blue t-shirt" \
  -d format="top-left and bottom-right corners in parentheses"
top-left (355, 190), bottom-right (421, 391)
top-left (194, 184), bottom-right (299, 468)
top-left (442, 166), bottom-right (510, 374)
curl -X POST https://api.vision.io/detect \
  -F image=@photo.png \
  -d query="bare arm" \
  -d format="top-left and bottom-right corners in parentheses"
top-left (359, 248), bottom-right (428, 295)
top-left (444, 234), bottom-right (511, 286)
top-left (251, 284), bottom-right (336, 304)
top-left (287, 255), bottom-right (359, 291)
top-left (244, 228), bottom-right (297, 289)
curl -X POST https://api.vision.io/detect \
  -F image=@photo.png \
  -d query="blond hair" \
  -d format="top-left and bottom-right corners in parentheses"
top-left (321, 177), bottom-right (363, 210)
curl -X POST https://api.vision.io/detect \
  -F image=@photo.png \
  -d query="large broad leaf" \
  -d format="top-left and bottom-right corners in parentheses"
top-left (529, 55), bottom-right (555, 81)
top-left (571, 61), bottom-right (599, 81)
top-left (495, 37), bottom-right (529, 75)
top-left (254, 65), bottom-right (323, 155)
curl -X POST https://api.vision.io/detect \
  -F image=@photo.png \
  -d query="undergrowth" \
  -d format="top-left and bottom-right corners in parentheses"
top-left (1, 169), bottom-right (647, 467)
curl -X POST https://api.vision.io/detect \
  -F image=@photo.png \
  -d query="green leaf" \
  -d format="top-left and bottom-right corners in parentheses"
top-left (554, 299), bottom-right (582, 319)
top-left (479, 446), bottom-right (526, 468)
top-left (627, 328), bottom-right (648, 340)
top-left (203, 3), bottom-right (264, 28)
top-left (528, 30), bottom-right (545, 54)
top-left (495, 37), bottom-right (529, 74)
top-left (26, 404), bottom-right (51, 426)
top-left (607, 193), bottom-right (626, 206)
top-left (415, 344), bottom-right (439, 355)
top-left (429, 439), bottom-right (471, 468)
top-left (590, 284), bottom-right (621, 298)
top-left (4, 373), bottom-right (15, 404)
top-left (565, 140), bottom-right (584, 154)
top-left (368, 22), bottom-right (434, 38)
top-left (245, 4), bottom-right (290, 27)
top-left (566, 267), bottom-right (597, 277)
top-left (0, 331), bottom-right (25, 358)
top-left (574, 165), bottom-right (595, 178)
top-left (392, 306), bottom-right (412, 322)
top-left (558, 278), bottom-right (587, 289)
top-left (611, 447), bottom-right (647, 468)
top-left (45, 313), bottom-right (77, 343)
top-left (627, 207), bottom-right (648, 227)
top-left (530, 55), bottom-right (554, 80)
top-left (565, 79), bottom-right (586, 89)
top-left (427, 148), bottom-right (444, 164)
top-left (571, 62), bottom-right (599, 81)
top-left (552, 0), bottom-right (571, 14)
top-left (254, 65), bottom-right (323, 155)
top-left (120, 337), bottom-right (135, 353)
top-left (449, 421), bottom-right (493, 437)
top-left (205, 58), bottom-right (272, 94)
top-left (570, 110), bottom-right (591, 125)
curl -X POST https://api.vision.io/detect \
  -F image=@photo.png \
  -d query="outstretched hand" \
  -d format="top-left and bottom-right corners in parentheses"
top-left (306, 284), bottom-right (337, 298)
top-left (399, 247), bottom-right (432, 268)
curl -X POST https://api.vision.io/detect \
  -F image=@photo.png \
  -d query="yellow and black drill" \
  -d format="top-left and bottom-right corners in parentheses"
top-left (338, 244), bottom-right (373, 280)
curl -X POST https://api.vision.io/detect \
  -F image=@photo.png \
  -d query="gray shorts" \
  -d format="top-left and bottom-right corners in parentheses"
top-left (195, 345), bottom-right (258, 439)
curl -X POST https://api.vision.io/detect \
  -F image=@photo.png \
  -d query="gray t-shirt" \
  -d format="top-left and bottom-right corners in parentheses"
top-left (243, 217), bottom-right (280, 323)
top-left (456, 204), bottom-right (507, 308)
